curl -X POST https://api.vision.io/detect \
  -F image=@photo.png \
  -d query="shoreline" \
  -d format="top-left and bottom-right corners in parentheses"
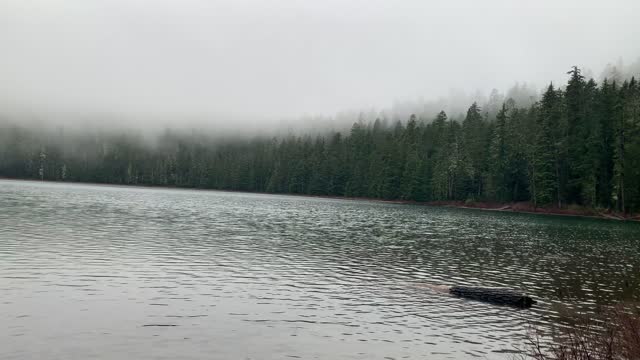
top-left (1, 177), bottom-right (637, 222)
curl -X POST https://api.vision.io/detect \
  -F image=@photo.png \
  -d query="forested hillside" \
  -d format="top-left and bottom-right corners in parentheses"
top-left (2, 67), bottom-right (640, 212)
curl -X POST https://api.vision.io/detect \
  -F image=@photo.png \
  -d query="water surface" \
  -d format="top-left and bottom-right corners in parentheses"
top-left (1, 180), bottom-right (639, 359)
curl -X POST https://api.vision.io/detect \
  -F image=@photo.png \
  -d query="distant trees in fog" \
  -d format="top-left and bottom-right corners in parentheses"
top-left (1, 67), bottom-right (640, 213)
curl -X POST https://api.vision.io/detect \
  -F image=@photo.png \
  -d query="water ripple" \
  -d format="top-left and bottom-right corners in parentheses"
top-left (1, 180), bottom-right (640, 359)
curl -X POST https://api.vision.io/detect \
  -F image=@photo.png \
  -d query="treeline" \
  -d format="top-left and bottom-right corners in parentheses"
top-left (1, 67), bottom-right (640, 212)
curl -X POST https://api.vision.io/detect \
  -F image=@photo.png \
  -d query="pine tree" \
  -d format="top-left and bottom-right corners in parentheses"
top-left (532, 85), bottom-right (562, 206)
top-left (461, 103), bottom-right (488, 200)
top-left (488, 104), bottom-right (509, 201)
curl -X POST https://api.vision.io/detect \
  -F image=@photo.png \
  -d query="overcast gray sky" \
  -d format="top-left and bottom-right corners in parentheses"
top-left (1, 0), bottom-right (639, 123)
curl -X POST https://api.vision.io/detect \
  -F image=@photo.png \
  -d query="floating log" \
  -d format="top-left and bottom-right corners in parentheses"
top-left (449, 286), bottom-right (536, 308)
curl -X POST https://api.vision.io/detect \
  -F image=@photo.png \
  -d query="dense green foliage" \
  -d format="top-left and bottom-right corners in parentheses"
top-left (2, 68), bottom-right (640, 212)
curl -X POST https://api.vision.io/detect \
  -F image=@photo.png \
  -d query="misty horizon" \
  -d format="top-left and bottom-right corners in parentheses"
top-left (2, 0), bottom-right (640, 131)
top-left (2, 59), bottom-right (639, 136)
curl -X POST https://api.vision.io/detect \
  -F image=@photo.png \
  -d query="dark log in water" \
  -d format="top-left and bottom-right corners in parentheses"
top-left (449, 286), bottom-right (536, 308)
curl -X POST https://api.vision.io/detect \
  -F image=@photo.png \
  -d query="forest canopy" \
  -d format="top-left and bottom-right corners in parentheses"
top-left (1, 67), bottom-right (640, 213)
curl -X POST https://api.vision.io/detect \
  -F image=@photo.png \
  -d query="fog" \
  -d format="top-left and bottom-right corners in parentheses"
top-left (1, 0), bottom-right (639, 132)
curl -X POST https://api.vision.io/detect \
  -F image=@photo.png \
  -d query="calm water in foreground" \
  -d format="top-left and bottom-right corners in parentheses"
top-left (2, 180), bottom-right (640, 359)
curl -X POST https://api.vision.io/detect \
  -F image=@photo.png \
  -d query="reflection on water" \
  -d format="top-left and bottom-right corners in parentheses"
top-left (1, 180), bottom-right (639, 359)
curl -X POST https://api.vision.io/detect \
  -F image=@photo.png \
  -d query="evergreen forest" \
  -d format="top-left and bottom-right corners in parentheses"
top-left (2, 67), bottom-right (640, 213)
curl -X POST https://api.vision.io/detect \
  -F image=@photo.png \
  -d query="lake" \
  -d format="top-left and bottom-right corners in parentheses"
top-left (1, 180), bottom-right (639, 359)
